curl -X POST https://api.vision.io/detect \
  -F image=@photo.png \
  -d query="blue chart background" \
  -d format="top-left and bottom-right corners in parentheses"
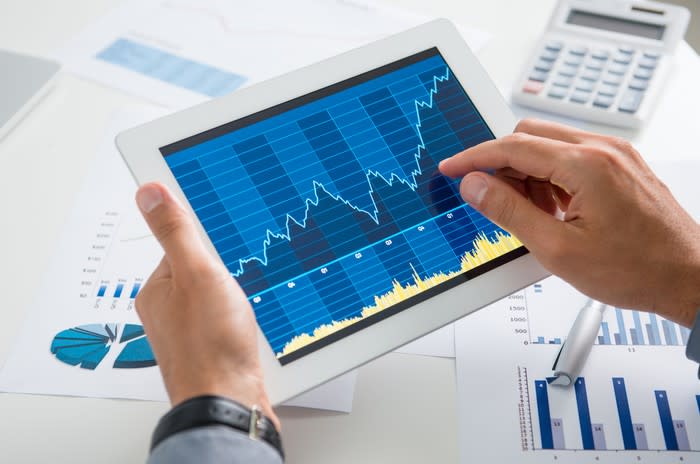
top-left (164, 52), bottom-right (506, 357)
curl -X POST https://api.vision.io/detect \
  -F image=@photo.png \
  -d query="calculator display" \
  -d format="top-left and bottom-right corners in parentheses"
top-left (567, 10), bottom-right (666, 40)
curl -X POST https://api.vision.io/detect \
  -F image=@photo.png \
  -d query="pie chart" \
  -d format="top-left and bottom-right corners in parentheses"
top-left (50, 323), bottom-right (156, 369)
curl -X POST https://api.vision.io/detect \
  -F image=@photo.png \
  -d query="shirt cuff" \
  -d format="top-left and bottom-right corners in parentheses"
top-left (148, 425), bottom-right (283, 464)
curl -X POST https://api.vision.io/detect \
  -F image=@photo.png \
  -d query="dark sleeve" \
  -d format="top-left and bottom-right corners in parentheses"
top-left (147, 425), bottom-right (284, 464)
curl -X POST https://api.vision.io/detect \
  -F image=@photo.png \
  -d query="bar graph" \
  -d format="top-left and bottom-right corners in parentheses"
top-left (532, 374), bottom-right (700, 452)
top-left (77, 209), bottom-right (160, 312)
top-left (521, 278), bottom-right (690, 347)
top-left (574, 378), bottom-right (597, 450)
top-left (95, 280), bottom-right (142, 300)
top-left (533, 336), bottom-right (562, 345)
top-left (129, 282), bottom-right (141, 299)
top-left (531, 307), bottom-right (687, 347)
top-left (457, 278), bottom-right (700, 463)
top-left (113, 282), bottom-right (124, 298)
top-left (613, 377), bottom-right (637, 450)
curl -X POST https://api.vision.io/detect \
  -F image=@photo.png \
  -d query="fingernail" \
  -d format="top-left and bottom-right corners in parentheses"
top-left (438, 158), bottom-right (450, 171)
top-left (136, 185), bottom-right (163, 213)
top-left (461, 176), bottom-right (488, 206)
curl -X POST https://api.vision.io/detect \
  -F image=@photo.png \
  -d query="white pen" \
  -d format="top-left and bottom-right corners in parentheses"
top-left (549, 299), bottom-right (608, 387)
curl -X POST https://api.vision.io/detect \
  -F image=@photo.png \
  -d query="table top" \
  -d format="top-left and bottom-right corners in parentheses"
top-left (0, 1), bottom-right (697, 463)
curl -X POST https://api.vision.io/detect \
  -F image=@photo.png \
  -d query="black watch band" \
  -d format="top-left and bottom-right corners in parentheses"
top-left (151, 395), bottom-right (284, 459)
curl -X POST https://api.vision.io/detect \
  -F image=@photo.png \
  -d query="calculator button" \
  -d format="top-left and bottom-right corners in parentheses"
top-left (570, 91), bottom-right (590, 104)
top-left (558, 65), bottom-right (578, 77)
top-left (574, 80), bottom-right (594, 92)
top-left (553, 76), bottom-right (573, 88)
top-left (564, 55), bottom-right (583, 67)
top-left (597, 84), bottom-right (618, 97)
top-left (580, 69), bottom-right (601, 81)
top-left (643, 50), bottom-right (661, 59)
top-left (545, 41), bottom-right (564, 52)
top-left (593, 95), bottom-right (614, 108)
top-left (569, 46), bottom-right (588, 56)
top-left (585, 61), bottom-right (604, 71)
top-left (637, 57), bottom-right (657, 69)
top-left (602, 74), bottom-right (623, 86)
top-left (548, 86), bottom-right (568, 99)
top-left (522, 80), bottom-right (545, 95)
top-left (534, 60), bottom-right (553, 72)
top-left (613, 54), bottom-right (633, 65)
top-left (540, 49), bottom-right (560, 62)
top-left (633, 68), bottom-right (653, 80)
top-left (607, 63), bottom-right (628, 75)
top-left (628, 78), bottom-right (648, 91)
top-left (618, 46), bottom-right (635, 55)
top-left (529, 70), bottom-right (549, 82)
top-left (618, 90), bottom-right (644, 113)
top-left (591, 50), bottom-right (610, 60)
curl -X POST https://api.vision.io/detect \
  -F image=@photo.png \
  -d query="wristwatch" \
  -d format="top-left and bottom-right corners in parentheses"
top-left (686, 308), bottom-right (700, 379)
top-left (151, 395), bottom-right (284, 459)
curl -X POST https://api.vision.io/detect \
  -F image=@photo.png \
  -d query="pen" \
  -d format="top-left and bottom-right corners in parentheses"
top-left (548, 299), bottom-right (607, 387)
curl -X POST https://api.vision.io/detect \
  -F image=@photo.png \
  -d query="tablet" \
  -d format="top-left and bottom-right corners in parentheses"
top-left (117, 19), bottom-right (548, 404)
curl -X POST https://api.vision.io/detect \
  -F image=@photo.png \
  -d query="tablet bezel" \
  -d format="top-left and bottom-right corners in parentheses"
top-left (116, 18), bottom-right (549, 404)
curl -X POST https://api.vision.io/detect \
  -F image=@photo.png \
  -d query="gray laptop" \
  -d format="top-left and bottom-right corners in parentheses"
top-left (0, 49), bottom-right (60, 140)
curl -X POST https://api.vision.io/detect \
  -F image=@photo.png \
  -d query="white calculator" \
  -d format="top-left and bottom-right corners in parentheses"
top-left (512, 0), bottom-right (689, 128)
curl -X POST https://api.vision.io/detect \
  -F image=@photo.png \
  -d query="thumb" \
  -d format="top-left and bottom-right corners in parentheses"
top-left (136, 182), bottom-right (208, 270)
top-left (459, 173), bottom-right (563, 249)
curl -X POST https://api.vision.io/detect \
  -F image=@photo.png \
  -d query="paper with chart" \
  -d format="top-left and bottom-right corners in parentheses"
top-left (456, 277), bottom-right (700, 462)
top-left (55, 0), bottom-right (491, 109)
top-left (455, 162), bottom-right (700, 462)
top-left (0, 109), bottom-right (357, 412)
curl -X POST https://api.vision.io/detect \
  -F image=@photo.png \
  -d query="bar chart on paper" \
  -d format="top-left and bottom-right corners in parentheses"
top-left (77, 209), bottom-right (161, 312)
top-left (456, 276), bottom-right (700, 463)
top-left (529, 374), bottom-right (699, 453)
top-left (509, 277), bottom-right (691, 347)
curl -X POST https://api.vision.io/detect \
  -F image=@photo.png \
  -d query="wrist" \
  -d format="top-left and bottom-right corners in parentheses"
top-left (152, 395), bottom-right (284, 458)
top-left (165, 368), bottom-right (280, 431)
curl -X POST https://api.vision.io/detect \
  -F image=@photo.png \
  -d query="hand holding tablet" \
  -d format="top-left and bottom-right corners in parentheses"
top-left (118, 19), bottom-right (548, 404)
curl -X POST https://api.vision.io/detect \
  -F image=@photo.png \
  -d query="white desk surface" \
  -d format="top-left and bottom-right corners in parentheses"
top-left (0, 1), bottom-right (697, 463)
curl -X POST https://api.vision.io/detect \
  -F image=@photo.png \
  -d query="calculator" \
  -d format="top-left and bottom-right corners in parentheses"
top-left (512, 0), bottom-right (689, 128)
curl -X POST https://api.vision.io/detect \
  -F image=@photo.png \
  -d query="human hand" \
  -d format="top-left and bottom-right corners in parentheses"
top-left (134, 182), bottom-right (279, 429)
top-left (440, 119), bottom-right (700, 327)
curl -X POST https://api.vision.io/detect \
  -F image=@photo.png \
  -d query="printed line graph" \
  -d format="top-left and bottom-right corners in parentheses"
top-left (163, 49), bottom-right (522, 361)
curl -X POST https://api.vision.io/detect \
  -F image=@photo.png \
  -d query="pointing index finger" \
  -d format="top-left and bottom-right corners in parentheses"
top-left (439, 132), bottom-right (581, 193)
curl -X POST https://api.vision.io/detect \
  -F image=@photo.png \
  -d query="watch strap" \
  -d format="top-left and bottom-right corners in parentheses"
top-left (685, 307), bottom-right (700, 379)
top-left (151, 395), bottom-right (283, 459)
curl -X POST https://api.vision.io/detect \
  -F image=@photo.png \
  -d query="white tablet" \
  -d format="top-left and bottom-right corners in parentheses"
top-left (117, 19), bottom-right (548, 404)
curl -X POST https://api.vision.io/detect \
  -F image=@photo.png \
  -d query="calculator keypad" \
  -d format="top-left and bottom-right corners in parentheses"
top-left (521, 41), bottom-right (661, 115)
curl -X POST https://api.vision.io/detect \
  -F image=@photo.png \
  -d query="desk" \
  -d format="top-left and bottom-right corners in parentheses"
top-left (0, 1), bottom-right (697, 463)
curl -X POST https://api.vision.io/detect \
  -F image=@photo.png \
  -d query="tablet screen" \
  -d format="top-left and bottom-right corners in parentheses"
top-left (160, 48), bottom-right (525, 364)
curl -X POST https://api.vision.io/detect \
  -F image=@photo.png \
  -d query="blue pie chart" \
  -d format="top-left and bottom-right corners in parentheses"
top-left (50, 323), bottom-right (156, 369)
